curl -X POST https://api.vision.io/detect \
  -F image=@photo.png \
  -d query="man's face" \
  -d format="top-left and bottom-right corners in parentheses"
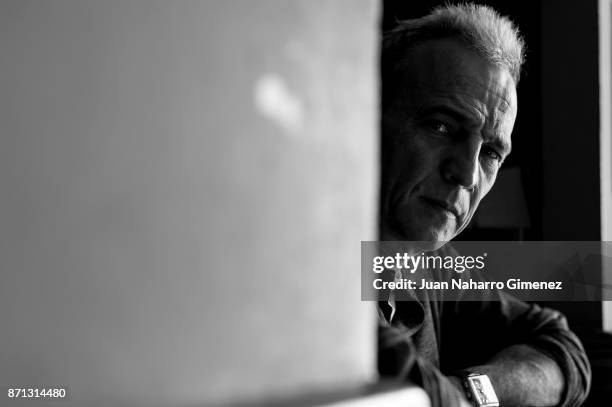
top-left (381, 38), bottom-right (518, 244)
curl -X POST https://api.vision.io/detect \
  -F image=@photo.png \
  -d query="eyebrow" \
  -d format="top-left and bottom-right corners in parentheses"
top-left (418, 105), bottom-right (476, 125)
top-left (417, 104), bottom-right (512, 156)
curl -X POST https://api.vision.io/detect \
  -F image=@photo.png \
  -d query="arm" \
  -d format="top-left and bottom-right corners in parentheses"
top-left (454, 344), bottom-right (564, 406)
top-left (440, 296), bottom-right (591, 407)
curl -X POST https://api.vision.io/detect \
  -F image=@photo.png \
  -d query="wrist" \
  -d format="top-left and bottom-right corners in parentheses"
top-left (454, 371), bottom-right (500, 407)
top-left (447, 375), bottom-right (473, 407)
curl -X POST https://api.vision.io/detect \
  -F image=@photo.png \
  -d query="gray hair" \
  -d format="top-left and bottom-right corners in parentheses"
top-left (382, 3), bottom-right (525, 105)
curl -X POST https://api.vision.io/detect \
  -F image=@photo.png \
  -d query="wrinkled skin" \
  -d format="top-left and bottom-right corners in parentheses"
top-left (381, 38), bottom-right (517, 247)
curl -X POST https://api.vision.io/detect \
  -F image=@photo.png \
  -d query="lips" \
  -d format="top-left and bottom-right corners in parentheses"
top-left (421, 197), bottom-right (461, 217)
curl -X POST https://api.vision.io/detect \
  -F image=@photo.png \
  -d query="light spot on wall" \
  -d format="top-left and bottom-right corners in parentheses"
top-left (254, 73), bottom-right (303, 134)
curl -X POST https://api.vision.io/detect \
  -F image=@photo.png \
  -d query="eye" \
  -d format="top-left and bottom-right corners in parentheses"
top-left (481, 146), bottom-right (502, 163)
top-left (434, 122), bottom-right (449, 135)
top-left (425, 120), bottom-right (451, 136)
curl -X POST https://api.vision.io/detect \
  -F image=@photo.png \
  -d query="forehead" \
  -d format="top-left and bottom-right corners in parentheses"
top-left (396, 38), bottom-right (518, 137)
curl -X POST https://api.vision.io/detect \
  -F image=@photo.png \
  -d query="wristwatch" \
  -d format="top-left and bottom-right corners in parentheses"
top-left (461, 373), bottom-right (499, 407)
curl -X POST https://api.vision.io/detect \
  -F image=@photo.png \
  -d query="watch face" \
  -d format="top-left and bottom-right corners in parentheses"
top-left (467, 375), bottom-right (499, 407)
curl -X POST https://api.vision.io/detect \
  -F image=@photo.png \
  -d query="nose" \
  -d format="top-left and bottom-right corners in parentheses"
top-left (442, 138), bottom-right (480, 189)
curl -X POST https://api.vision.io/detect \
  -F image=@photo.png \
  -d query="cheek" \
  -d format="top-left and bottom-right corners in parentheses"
top-left (381, 139), bottom-right (429, 213)
top-left (390, 141), bottom-right (435, 194)
top-left (382, 123), bottom-right (445, 202)
top-left (397, 132), bottom-right (441, 173)
top-left (478, 169), bottom-right (498, 196)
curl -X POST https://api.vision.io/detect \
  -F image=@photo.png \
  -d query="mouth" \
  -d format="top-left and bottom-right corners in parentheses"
top-left (420, 197), bottom-right (460, 218)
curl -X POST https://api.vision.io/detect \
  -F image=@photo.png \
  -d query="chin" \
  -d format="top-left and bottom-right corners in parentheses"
top-left (400, 221), bottom-right (456, 242)
top-left (390, 225), bottom-right (455, 252)
top-left (382, 210), bottom-right (459, 246)
top-left (412, 236), bottom-right (451, 252)
top-left (398, 238), bottom-right (448, 254)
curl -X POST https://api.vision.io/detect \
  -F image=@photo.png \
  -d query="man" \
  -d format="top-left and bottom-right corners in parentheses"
top-left (378, 4), bottom-right (591, 407)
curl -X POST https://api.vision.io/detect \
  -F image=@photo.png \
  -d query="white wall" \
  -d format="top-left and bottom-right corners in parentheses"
top-left (0, 1), bottom-right (379, 406)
